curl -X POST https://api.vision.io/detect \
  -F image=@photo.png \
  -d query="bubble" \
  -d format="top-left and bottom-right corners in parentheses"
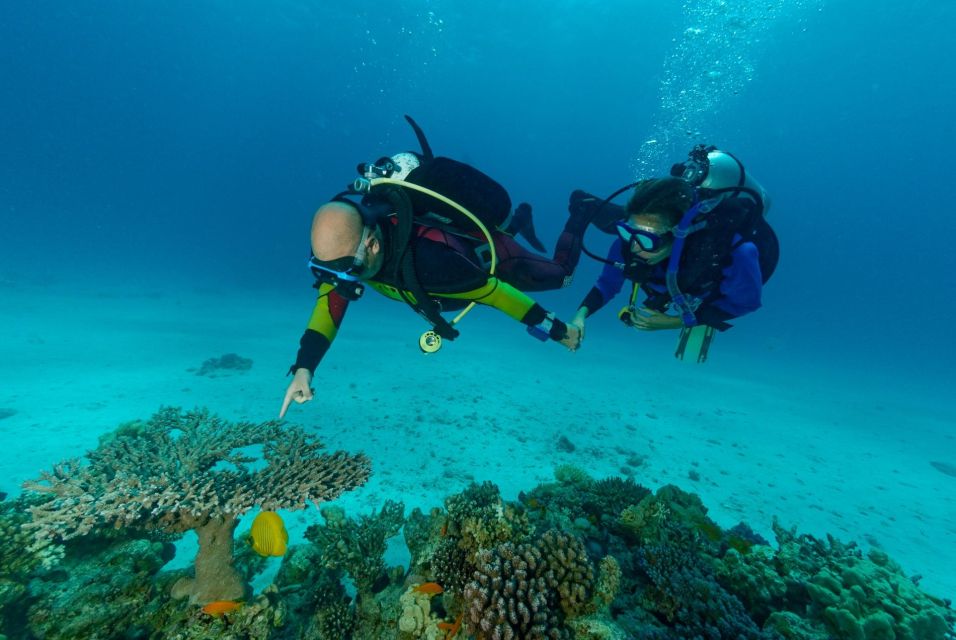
top-left (632, 0), bottom-right (823, 178)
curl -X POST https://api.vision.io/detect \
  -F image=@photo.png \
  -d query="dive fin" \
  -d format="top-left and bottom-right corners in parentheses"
top-left (404, 115), bottom-right (434, 160)
top-left (508, 203), bottom-right (546, 253)
top-left (675, 325), bottom-right (716, 363)
top-left (569, 189), bottom-right (626, 235)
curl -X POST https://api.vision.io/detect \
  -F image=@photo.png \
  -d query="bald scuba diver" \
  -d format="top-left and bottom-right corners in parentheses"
top-left (280, 117), bottom-right (590, 416)
top-left (569, 146), bottom-right (779, 363)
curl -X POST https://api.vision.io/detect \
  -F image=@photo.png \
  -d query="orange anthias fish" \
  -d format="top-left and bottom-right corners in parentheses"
top-left (250, 511), bottom-right (288, 557)
top-left (201, 600), bottom-right (243, 617)
top-left (412, 582), bottom-right (444, 596)
top-left (438, 612), bottom-right (464, 638)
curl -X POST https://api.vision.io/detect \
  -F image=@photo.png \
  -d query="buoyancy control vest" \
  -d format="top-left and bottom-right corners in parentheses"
top-left (637, 194), bottom-right (779, 315)
top-left (586, 145), bottom-right (779, 324)
top-left (338, 116), bottom-right (513, 345)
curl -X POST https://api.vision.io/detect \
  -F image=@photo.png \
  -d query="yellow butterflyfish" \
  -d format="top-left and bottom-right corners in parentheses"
top-left (250, 511), bottom-right (288, 557)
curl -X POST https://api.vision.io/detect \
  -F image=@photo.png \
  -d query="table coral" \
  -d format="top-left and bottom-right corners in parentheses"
top-left (22, 407), bottom-right (371, 605)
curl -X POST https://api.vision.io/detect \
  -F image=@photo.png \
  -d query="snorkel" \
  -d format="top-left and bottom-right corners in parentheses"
top-left (663, 183), bottom-right (766, 327)
top-left (665, 194), bottom-right (706, 327)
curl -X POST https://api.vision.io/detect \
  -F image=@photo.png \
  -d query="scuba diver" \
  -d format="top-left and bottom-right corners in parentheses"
top-left (568, 146), bottom-right (779, 362)
top-left (280, 116), bottom-right (590, 417)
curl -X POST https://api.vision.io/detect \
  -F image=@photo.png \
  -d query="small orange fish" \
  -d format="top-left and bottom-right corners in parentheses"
top-left (201, 600), bottom-right (243, 617)
top-left (250, 511), bottom-right (288, 557)
top-left (413, 581), bottom-right (444, 596)
top-left (438, 612), bottom-right (464, 638)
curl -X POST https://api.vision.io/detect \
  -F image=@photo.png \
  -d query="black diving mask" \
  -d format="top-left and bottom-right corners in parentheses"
top-left (308, 227), bottom-right (372, 301)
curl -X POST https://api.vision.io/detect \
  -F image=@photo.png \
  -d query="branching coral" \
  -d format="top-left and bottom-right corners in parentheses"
top-left (22, 407), bottom-right (371, 604)
top-left (635, 529), bottom-right (776, 639)
top-left (520, 469), bottom-right (651, 533)
top-left (305, 499), bottom-right (405, 596)
top-left (445, 481), bottom-right (532, 565)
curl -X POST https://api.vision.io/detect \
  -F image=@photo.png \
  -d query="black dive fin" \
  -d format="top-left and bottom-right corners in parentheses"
top-left (508, 203), bottom-right (546, 253)
top-left (404, 115), bottom-right (434, 160)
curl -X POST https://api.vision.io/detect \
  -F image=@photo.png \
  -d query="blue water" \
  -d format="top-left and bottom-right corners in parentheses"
top-left (0, 0), bottom-right (956, 632)
top-left (3, 1), bottom-right (955, 386)
top-left (2, 0), bottom-right (955, 606)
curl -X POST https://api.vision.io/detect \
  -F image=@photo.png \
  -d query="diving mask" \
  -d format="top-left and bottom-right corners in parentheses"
top-left (308, 227), bottom-right (372, 301)
top-left (615, 220), bottom-right (671, 252)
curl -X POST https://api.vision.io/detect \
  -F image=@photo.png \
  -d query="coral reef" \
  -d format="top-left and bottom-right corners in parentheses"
top-left (272, 544), bottom-right (356, 639)
top-left (520, 467), bottom-right (651, 532)
top-left (2, 456), bottom-right (953, 640)
top-left (22, 407), bottom-right (371, 604)
top-left (632, 529), bottom-right (776, 639)
top-left (589, 555), bottom-right (622, 614)
top-left (155, 587), bottom-right (287, 639)
top-left (444, 481), bottom-right (533, 565)
top-left (193, 353), bottom-right (253, 377)
top-left (398, 584), bottom-right (446, 639)
top-left (618, 484), bottom-right (713, 547)
top-left (305, 499), bottom-right (405, 596)
top-left (763, 518), bottom-right (954, 640)
top-left (462, 529), bottom-right (595, 639)
top-left (24, 538), bottom-right (170, 640)
top-left (0, 495), bottom-right (47, 635)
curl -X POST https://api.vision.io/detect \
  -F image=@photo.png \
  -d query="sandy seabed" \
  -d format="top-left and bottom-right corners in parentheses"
top-left (1, 281), bottom-right (953, 602)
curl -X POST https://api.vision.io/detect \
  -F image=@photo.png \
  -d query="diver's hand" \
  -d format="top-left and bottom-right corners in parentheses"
top-left (559, 324), bottom-right (582, 351)
top-left (280, 368), bottom-right (314, 418)
top-left (631, 308), bottom-right (683, 331)
top-left (569, 307), bottom-right (588, 341)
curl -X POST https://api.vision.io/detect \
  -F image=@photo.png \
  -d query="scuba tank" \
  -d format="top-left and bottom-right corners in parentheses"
top-left (344, 115), bottom-right (504, 354)
top-left (579, 144), bottom-right (777, 363)
top-left (670, 145), bottom-right (771, 215)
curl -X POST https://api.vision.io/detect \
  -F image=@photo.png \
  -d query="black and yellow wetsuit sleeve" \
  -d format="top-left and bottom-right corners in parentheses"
top-left (405, 239), bottom-right (569, 340)
top-left (290, 283), bottom-right (350, 374)
top-left (404, 239), bottom-right (567, 340)
top-left (443, 278), bottom-right (570, 341)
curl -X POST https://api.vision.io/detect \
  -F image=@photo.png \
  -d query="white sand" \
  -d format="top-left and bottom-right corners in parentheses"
top-left (2, 282), bottom-right (954, 602)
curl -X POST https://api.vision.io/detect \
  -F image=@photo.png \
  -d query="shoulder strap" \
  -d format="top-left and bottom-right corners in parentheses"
top-left (375, 185), bottom-right (460, 340)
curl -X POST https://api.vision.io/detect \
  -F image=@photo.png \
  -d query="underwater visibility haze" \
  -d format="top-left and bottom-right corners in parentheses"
top-left (1, 1), bottom-right (955, 638)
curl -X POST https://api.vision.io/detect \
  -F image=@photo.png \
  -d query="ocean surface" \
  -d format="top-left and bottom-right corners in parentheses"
top-left (2, 0), bottom-right (955, 630)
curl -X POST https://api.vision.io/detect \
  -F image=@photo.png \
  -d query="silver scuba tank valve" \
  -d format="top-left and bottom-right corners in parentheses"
top-left (672, 145), bottom-right (771, 214)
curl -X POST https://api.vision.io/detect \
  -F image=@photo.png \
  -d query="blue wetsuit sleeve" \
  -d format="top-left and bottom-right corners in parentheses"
top-left (579, 239), bottom-right (626, 315)
top-left (700, 240), bottom-right (762, 325)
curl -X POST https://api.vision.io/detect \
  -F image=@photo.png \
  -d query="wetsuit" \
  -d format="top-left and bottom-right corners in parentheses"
top-left (292, 156), bottom-right (587, 372)
top-left (489, 224), bottom-right (581, 292)
top-left (292, 221), bottom-right (572, 374)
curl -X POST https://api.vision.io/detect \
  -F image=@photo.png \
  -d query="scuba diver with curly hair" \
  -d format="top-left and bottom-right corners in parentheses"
top-left (280, 117), bottom-right (592, 417)
top-left (568, 146), bottom-right (779, 362)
